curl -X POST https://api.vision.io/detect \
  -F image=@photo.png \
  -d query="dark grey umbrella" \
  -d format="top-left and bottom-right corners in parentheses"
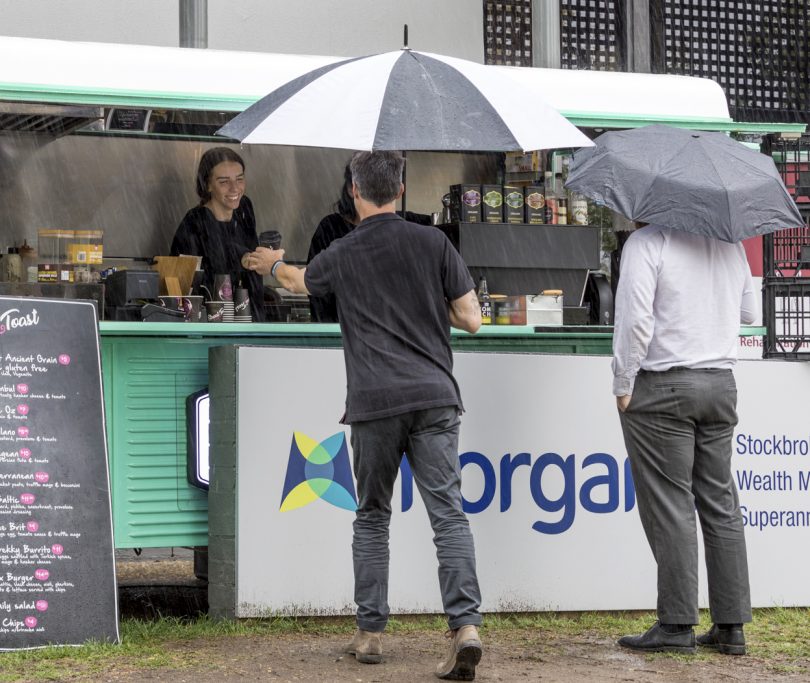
top-left (565, 124), bottom-right (804, 242)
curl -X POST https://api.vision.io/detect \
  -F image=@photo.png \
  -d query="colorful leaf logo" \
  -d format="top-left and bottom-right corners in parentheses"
top-left (279, 432), bottom-right (357, 512)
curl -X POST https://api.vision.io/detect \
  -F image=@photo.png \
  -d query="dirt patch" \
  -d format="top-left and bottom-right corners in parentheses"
top-left (100, 552), bottom-right (808, 682)
top-left (65, 628), bottom-right (809, 683)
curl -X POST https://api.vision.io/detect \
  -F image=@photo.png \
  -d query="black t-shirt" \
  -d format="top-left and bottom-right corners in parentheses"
top-left (306, 211), bottom-right (434, 323)
top-left (171, 196), bottom-right (266, 321)
top-left (305, 213), bottom-right (474, 423)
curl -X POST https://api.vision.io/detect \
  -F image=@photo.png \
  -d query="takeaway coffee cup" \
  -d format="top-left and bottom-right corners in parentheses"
top-left (233, 288), bottom-right (251, 317)
top-left (159, 296), bottom-right (183, 312)
top-left (258, 230), bottom-right (282, 250)
top-left (161, 295), bottom-right (203, 322)
top-left (212, 274), bottom-right (233, 302)
top-left (205, 300), bottom-right (225, 323)
top-left (182, 295), bottom-right (204, 322)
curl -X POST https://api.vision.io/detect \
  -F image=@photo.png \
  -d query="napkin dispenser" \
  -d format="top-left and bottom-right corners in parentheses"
top-left (105, 269), bottom-right (159, 306)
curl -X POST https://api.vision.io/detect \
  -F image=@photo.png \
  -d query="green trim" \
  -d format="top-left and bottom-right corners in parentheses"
top-left (2, 82), bottom-right (806, 136)
top-left (98, 321), bottom-right (765, 338)
top-left (564, 111), bottom-right (807, 135)
top-left (0, 82), bottom-right (253, 111)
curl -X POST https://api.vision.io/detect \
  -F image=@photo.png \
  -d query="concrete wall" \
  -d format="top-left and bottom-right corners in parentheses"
top-left (0, 0), bottom-right (484, 61)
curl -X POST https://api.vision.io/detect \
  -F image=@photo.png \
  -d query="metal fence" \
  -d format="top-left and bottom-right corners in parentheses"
top-left (560, 0), bottom-right (626, 71)
top-left (763, 134), bottom-right (810, 359)
top-left (650, 0), bottom-right (810, 124)
top-left (484, 0), bottom-right (534, 66)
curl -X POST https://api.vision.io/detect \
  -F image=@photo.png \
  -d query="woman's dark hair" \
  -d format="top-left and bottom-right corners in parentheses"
top-left (196, 147), bottom-right (246, 204)
top-left (334, 163), bottom-right (358, 222)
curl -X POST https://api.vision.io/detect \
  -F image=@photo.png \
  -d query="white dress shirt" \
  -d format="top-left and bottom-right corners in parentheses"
top-left (612, 225), bottom-right (758, 396)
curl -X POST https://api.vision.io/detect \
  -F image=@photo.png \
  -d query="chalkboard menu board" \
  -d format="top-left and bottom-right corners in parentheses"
top-left (0, 297), bottom-right (119, 650)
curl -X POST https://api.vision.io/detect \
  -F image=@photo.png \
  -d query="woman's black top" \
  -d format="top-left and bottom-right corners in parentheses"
top-left (307, 212), bottom-right (354, 322)
top-left (171, 196), bottom-right (266, 321)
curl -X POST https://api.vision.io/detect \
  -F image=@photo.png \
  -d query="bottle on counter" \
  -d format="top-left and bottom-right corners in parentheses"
top-left (477, 275), bottom-right (492, 325)
top-left (557, 197), bottom-right (568, 225)
top-left (544, 171), bottom-right (558, 224)
top-left (570, 193), bottom-right (589, 225)
top-left (3, 247), bottom-right (22, 283)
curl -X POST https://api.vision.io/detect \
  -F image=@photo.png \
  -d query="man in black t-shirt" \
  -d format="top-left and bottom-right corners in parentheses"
top-left (246, 151), bottom-right (484, 681)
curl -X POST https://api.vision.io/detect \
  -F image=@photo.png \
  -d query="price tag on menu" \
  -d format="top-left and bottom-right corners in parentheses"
top-left (0, 297), bottom-right (119, 650)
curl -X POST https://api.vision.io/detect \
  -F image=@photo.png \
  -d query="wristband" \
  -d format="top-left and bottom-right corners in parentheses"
top-left (270, 260), bottom-right (285, 278)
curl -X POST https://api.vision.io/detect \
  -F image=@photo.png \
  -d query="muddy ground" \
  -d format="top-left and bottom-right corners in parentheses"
top-left (99, 550), bottom-right (809, 683)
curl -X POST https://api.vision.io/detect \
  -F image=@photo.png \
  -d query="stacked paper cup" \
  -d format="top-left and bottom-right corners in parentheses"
top-left (213, 274), bottom-right (235, 322)
top-left (233, 287), bottom-right (252, 323)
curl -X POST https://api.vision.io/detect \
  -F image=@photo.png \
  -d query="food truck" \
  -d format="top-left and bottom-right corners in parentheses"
top-left (0, 36), bottom-right (807, 616)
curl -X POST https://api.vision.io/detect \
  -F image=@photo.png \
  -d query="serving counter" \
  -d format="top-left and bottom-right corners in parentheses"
top-left (99, 321), bottom-right (764, 550)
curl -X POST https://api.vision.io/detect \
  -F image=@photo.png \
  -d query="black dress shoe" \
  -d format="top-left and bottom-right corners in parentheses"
top-left (618, 622), bottom-right (696, 653)
top-left (696, 624), bottom-right (746, 655)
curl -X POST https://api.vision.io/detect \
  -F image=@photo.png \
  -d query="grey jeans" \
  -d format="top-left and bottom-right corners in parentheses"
top-left (619, 368), bottom-right (752, 625)
top-left (350, 405), bottom-right (482, 632)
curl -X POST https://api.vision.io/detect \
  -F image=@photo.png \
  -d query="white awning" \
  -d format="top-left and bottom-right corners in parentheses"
top-left (0, 36), bottom-right (802, 135)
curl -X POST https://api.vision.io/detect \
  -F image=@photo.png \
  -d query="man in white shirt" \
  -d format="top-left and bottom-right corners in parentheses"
top-left (612, 224), bottom-right (758, 655)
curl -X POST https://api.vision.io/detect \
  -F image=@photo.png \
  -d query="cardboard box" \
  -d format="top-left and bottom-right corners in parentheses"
top-left (503, 186), bottom-right (524, 223)
top-left (481, 184), bottom-right (504, 223)
top-left (38, 263), bottom-right (74, 283)
top-left (450, 184), bottom-right (482, 223)
top-left (67, 243), bottom-right (103, 265)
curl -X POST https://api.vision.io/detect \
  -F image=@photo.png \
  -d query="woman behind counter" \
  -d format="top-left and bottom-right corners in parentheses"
top-left (306, 164), bottom-right (359, 322)
top-left (171, 147), bottom-right (266, 321)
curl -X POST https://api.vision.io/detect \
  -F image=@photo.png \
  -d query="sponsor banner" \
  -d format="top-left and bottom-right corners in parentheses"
top-left (233, 347), bottom-right (810, 615)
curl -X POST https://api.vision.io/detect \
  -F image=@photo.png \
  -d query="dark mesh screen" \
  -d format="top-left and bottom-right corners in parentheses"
top-left (560, 0), bottom-right (626, 71)
top-left (484, 0), bottom-right (533, 66)
top-left (651, 0), bottom-right (810, 124)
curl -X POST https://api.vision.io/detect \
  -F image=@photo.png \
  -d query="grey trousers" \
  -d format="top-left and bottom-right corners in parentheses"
top-left (619, 368), bottom-right (752, 625)
top-left (349, 405), bottom-right (482, 632)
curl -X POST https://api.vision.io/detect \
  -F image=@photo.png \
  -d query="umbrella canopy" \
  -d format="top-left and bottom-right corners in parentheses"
top-left (216, 49), bottom-right (593, 153)
top-left (565, 124), bottom-right (804, 242)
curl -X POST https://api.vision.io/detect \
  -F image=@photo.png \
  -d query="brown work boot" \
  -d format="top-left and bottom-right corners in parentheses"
top-left (345, 629), bottom-right (382, 664)
top-left (435, 625), bottom-right (482, 680)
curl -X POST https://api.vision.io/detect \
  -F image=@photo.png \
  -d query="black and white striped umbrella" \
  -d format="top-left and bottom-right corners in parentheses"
top-left (217, 49), bottom-right (593, 152)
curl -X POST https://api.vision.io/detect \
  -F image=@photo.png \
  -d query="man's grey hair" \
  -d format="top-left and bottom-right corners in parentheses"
top-left (350, 151), bottom-right (404, 207)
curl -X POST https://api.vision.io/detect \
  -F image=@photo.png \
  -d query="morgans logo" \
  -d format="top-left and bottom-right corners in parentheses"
top-left (0, 308), bottom-right (40, 336)
top-left (278, 430), bottom-right (637, 535)
top-left (279, 432), bottom-right (358, 512)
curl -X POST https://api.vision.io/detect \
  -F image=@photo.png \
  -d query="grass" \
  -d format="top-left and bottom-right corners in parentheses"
top-left (0, 608), bottom-right (808, 681)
